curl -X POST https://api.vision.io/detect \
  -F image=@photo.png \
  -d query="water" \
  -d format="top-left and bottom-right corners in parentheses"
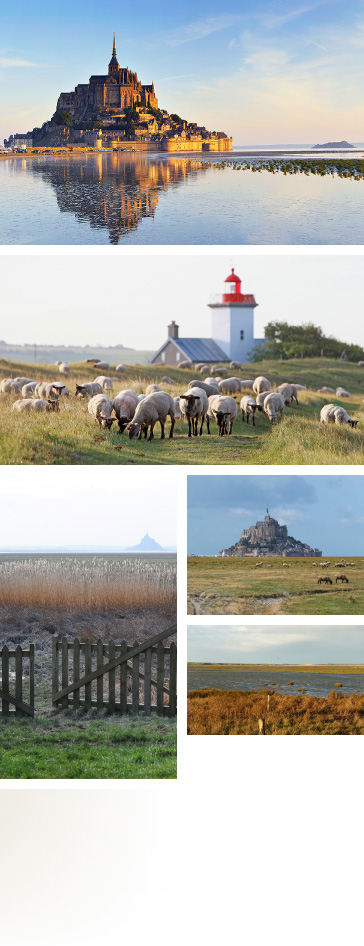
top-left (1, 150), bottom-right (364, 245)
top-left (187, 665), bottom-right (364, 697)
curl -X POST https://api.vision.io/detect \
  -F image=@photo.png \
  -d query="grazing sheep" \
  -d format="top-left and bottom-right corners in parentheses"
top-left (312, 562), bottom-right (318, 566)
top-left (127, 392), bottom-right (175, 441)
top-left (188, 379), bottom-right (220, 398)
top-left (94, 375), bottom-right (113, 392)
top-left (112, 389), bottom-right (139, 432)
top-left (218, 377), bottom-right (242, 395)
top-left (75, 382), bottom-right (103, 399)
top-left (276, 383), bottom-right (299, 406)
top-left (320, 404), bottom-right (358, 428)
top-left (180, 387), bottom-right (209, 437)
top-left (240, 380), bottom-right (254, 390)
top-left (358, 362), bottom-right (364, 368)
top-left (173, 397), bottom-right (182, 419)
top-left (0, 379), bottom-right (23, 394)
top-left (207, 394), bottom-right (238, 435)
top-left (230, 361), bottom-right (241, 370)
top-left (253, 376), bottom-right (271, 396)
top-left (59, 363), bottom-right (70, 375)
top-left (14, 377), bottom-right (36, 385)
top-left (318, 576), bottom-right (332, 585)
top-left (179, 361), bottom-right (191, 369)
top-left (263, 392), bottom-right (285, 424)
top-left (115, 364), bottom-right (125, 372)
top-left (204, 377), bottom-right (220, 390)
top-left (198, 364), bottom-right (208, 373)
top-left (87, 395), bottom-right (115, 430)
top-left (318, 387), bottom-right (335, 393)
top-left (336, 387), bottom-right (351, 398)
top-left (94, 362), bottom-right (110, 370)
top-left (35, 382), bottom-right (69, 400)
top-left (145, 384), bottom-right (162, 395)
top-left (335, 574), bottom-right (349, 583)
top-left (255, 392), bottom-right (267, 412)
top-left (12, 398), bottom-right (59, 413)
top-left (240, 395), bottom-right (257, 426)
top-left (161, 376), bottom-right (174, 384)
top-left (21, 381), bottom-right (38, 398)
top-left (255, 563), bottom-right (263, 568)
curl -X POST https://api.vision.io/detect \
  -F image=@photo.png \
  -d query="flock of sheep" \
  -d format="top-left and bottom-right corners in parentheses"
top-left (0, 361), bottom-right (360, 441)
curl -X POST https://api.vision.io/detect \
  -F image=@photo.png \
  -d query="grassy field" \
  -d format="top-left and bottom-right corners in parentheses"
top-left (187, 687), bottom-right (364, 734)
top-left (1, 356), bottom-right (364, 464)
top-left (187, 556), bottom-right (364, 615)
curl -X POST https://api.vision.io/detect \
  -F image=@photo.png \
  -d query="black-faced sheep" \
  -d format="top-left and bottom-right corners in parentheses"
top-left (240, 395), bottom-right (257, 426)
top-left (127, 392), bottom-right (175, 441)
top-left (112, 389), bottom-right (139, 432)
top-left (12, 398), bottom-right (60, 412)
top-left (218, 377), bottom-right (242, 395)
top-left (263, 392), bottom-right (285, 424)
top-left (87, 394), bottom-right (115, 430)
top-left (75, 382), bottom-right (103, 399)
top-left (276, 383), bottom-right (299, 406)
top-left (180, 387), bottom-right (209, 436)
top-left (253, 376), bottom-right (271, 396)
top-left (207, 394), bottom-right (238, 435)
top-left (320, 404), bottom-right (358, 428)
top-left (35, 382), bottom-right (69, 400)
top-left (94, 375), bottom-right (113, 392)
top-left (188, 379), bottom-right (220, 398)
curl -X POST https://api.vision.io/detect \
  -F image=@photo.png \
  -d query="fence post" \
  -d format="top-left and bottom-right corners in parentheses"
top-left (144, 647), bottom-right (152, 716)
top-left (15, 645), bottom-right (22, 717)
top-left (29, 643), bottom-right (34, 712)
top-left (156, 642), bottom-right (164, 717)
top-left (258, 717), bottom-right (265, 734)
top-left (108, 641), bottom-right (115, 714)
top-left (132, 641), bottom-right (139, 715)
top-left (73, 638), bottom-right (80, 711)
top-left (97, 640), bottom-right (104, 710)
top-left (169, 642), bottom-right (177, 717)
top-left (84, 639), bottom-right (92, 711)
top-left (61, 638), bottom-right (68, 710)
top-left (2, 645), bottom-right (9, 716)
top-left (120, 641), bottom-right (127, 715)
top-left (52, 636), bottom-right (58, 706)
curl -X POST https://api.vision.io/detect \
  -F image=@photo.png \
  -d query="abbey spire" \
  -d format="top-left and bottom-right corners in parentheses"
top-left (108, 33), bottom-right (120, 76)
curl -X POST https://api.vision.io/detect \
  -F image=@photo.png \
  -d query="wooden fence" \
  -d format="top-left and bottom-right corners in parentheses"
top-left (0, 644), bottom-right (35, 717)
top-left (52, 625), bottom-right (177, 716)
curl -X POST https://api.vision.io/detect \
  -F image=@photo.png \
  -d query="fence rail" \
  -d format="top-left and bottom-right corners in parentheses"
top-left (0, 644), bottom-right (35, 717)
top-left (52, 625), bottom-right (177, 717)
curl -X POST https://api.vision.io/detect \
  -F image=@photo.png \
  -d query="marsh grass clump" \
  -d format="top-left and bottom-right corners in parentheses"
top-left (0, 556), bottom-right (176, 612)
top-left (187, 689), bottom-right (364, 735)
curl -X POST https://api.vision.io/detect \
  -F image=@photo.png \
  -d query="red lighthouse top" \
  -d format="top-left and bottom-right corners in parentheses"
top-left (222, 268), bottom-right (256, 305)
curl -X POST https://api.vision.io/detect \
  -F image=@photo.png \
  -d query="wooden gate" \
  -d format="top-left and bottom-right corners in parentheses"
top-left (0, 644), bottom-right (35, 717)
top-left (52, 625), bottom-right (177, 716)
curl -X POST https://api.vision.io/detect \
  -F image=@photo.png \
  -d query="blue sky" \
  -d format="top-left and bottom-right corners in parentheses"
top-left (188, 623), bottom-right (364, 662)
top-left (2, 1), bottom-right (364, 144)
top-left (187, 474), bottom-right (364, 556)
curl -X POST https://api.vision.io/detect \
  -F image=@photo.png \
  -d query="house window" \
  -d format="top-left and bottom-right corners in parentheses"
top-left (176, 352), bottom-right (180, 363)
top-left (161, 352), bottom-right (166, 363)
top-left (240, 330), bottom-right (244, 340)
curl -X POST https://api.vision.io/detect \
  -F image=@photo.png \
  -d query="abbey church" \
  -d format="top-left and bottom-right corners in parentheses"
top-left (57, 36), bottom-right (158, 119)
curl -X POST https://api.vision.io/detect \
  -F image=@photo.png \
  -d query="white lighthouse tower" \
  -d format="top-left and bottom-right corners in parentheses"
top-left (208, 268), bottom-right (260, 362)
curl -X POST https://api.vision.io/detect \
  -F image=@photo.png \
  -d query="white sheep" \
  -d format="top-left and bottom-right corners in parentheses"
top-left (240, 395), bottom-right (257, 426)
top-left (1, 379), bottom-right (23, 394)
top-left (253, 376), bottom-right (271, 396)
top-left (180, 387), bottom-right (209, 437)
top-left (115, 364), bottom-right (125, 372)
top-left (276, 383), bottom-right (299, 406)
top-left (204, 377), bottom-right (220, 390)
top-left (12, 398), bottom-right (59, 413)
top-left (318, 387), bottom-right (335, 393)
top-left (112, 389), bottom-right (139, 432)
top-left (179, 360), bottom-right (191, 369)
top-left (94, 375), bottom-right (113, 392)
top-left (59, 363), bottom-right (70, 375)
top-left (21, 382), bottom-right (38, 397)
top-left (263, 392), bottom-right (285, 424)
top-left (320, 404), bottom-right (358, 428)
top-left (87, 394), bottom-right (116, 430)
top-left (94, 362), bottom-right (109, 370)
top-left (146, 384), bottom-right (162, 394)
top-left (127, 392), bottom-right (175, 441)
top-left (230, 361), bottom-right (241, 370)
top-left (255, 392), bottom-right (267, 412)
top-left (336, 387), bottom-right (351, 398)
top-left (240, 380), bottom-right (255, 390)
top-left (218, 377), bottom-right (242, 395)
top-left (173, 397), bottom-right (182, 419)
top-left (75, 382), bottom-right (103, 399)
top-left (160, 376), bottom-right (174, 384)
top-left (207, 394), bottom-right (238, 435)
top-left (35, 382), bottom-right (69, 400)
top-left (188, 379), bottom-right (220, 398)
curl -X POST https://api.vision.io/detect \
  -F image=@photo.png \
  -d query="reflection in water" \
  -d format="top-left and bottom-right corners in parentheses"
top-left (187, 667), bottom-right (364, 698)
top-left (27, 153), bottom-right (203, 244)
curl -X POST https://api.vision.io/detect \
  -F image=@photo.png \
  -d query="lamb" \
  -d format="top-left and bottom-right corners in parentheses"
top-left (188, 379), bottom-right (221, 398)
top-left (253, 376), bottom-right (271, 396)
top-left (263, 392), bottom-right (285, 424)
top-left (276, 383), bottom-right (299, 406)
top-left (112, 389), bottom-right (139, 432)
top-left (207, 394), bottom-right (238, 435)
top-left (87, 394), bottom-right (116, 430)
top-left (240, 395), bottom-right (257, 426)
top-left (180, 387), bottom-right (209, 437)
top-left (94, 375), bottom-right (113, 392)
top-left (59, 363), bottom-right (70, 375)
top-left (21, 382), bottom-right (38, 397)
top-left (127, 392), bottom-right (175, 441)
top-left (336, 387), bottom-right (351, 398)
top-left (218, 377), bottom-right (242, 395)
top-left (320, 404), bottom-right (358, 428)
top-left (75, 382), bottom-right (103, 399)
top-left (35, 382), bottom-right (69, 400)
top-left (12, 398), bottom-right (59, 413)
top-left (146, 384), bottom-right (162, 394)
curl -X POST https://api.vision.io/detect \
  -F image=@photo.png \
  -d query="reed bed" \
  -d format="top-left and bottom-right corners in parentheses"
top-left (187, 688), bottom-right (364, 735)
top-left (0, 556), bottom-right (176, 612)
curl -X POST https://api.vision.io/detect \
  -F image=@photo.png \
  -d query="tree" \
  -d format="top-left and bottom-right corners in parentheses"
top-left (249, 320), bottom-right (364, 362)
top-left (52, 109), bottom-right (73, 126)
top-left (170, 113), bottom-right (183, 124)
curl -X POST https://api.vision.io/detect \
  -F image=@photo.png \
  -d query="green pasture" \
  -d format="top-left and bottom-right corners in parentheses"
top-left (187, 556), bottom-right (364, 615)
top-left (1, 356), bottom-right (364, 465)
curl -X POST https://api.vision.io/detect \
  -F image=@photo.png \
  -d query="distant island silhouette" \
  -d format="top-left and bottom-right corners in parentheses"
top-left (125, 532), bottom-right (164, 552)
top-left (312, 140), bottom-right (354, 149)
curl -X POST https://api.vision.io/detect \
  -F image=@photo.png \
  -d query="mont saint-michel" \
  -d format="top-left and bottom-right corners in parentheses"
top-left (219, 509), bottom-right (322, 558)
top-left (4, 36), bottom-right (232, 154)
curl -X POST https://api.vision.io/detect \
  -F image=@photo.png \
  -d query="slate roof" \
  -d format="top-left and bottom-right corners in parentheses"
top-left (150, 337), bottom-right (229, 364)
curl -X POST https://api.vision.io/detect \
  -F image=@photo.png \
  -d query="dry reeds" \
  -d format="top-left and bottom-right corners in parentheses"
top-left (0, 556), bottom-right (176, 613)
top-left (187, 688), bottom-right (364, 735)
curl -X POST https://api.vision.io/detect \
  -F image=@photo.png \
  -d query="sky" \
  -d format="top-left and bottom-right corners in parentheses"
top-left (2, 253), bottom-right (364, 351)
top-left (0, 467), bottom-right (176, 549)
top-left (187, 474), bottom-right (364, 556)
top-left (2, 2), bottom-right (364, 145)
top-left (187, 622), bottom-right (364, 662)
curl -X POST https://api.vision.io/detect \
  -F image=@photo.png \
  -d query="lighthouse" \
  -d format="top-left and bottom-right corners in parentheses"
top-left (208, 268), bottom-right (260, 362)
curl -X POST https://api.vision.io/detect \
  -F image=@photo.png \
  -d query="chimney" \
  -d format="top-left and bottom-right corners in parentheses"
top-left (168, 320), bottom-right (179, 339)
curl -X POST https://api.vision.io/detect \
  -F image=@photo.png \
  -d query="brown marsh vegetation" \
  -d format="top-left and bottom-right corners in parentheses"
top-left (187, 688), bottom-right (364, 735)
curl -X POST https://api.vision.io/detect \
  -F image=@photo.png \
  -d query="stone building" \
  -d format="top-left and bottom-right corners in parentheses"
top-left (219, 508), bottom-right (322, 557)
top-left (57, 36), bottom-right (158, 120)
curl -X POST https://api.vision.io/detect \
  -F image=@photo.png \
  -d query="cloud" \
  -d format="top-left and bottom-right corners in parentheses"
top-left (261, 1), bottom-right (331, 30)
top-left (163, 15), bottom-right (244, 47)
top-left (0, 58), bottom-right (42, 67)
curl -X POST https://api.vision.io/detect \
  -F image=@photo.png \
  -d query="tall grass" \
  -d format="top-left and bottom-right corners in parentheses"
top-left (187, 688), bottom-right (364, 734)
top-left (0, 557), bottom-right (176, 612)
